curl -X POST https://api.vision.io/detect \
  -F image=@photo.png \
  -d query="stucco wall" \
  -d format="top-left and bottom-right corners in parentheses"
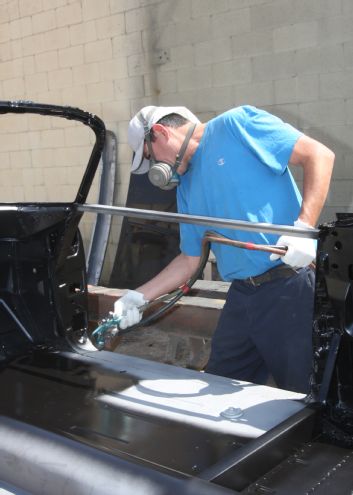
top-left (0, 0), bottom-right (352, 284)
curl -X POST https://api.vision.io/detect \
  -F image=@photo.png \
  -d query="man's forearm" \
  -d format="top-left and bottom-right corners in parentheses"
top-left (290, 136), bottom-right (335, 226)
top-left (300, 145), bottom-right (335, 226)
top-left (137, 253), bottom-right (200, 301)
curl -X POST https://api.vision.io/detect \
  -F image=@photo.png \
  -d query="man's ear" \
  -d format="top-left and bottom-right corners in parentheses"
top-left (151, 123), bottom-right (169, 140)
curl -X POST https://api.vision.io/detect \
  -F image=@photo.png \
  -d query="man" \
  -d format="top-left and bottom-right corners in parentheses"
top-left (114, 105), bottom-right (335, 393)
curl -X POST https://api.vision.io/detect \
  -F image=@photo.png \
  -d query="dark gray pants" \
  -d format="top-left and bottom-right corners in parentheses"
top-left (205, 267), bottom-right (315, 393)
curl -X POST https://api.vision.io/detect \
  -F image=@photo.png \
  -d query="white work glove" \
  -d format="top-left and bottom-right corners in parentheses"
top-left (113, 290), bottom-right (148, 330)
top-left (269, 219), bottom-right (317, 268)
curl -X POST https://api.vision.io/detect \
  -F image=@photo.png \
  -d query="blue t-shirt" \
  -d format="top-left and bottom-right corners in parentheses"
top-left (177, 106), bottom-right (303, 280)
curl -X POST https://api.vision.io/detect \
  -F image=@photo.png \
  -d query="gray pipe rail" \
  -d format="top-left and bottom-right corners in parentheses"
top-left (78, 203), bottom-right (319, 239)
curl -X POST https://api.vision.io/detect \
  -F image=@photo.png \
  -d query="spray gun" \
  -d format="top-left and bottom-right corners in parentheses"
top-left (91, 231), bottom-right (287, 349)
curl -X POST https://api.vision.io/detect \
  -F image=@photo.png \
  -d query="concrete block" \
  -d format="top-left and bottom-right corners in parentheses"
top-left (177, 65), bottom-right (212, 92)
top-left (296, 74), bottom-right (319, 102)
top-left (274, 21), bottom-right (318, 52)
top-left (274, 75), bottom-right (319, 103)
top-left (42, 27), bottom-right (70, 52)
top-left (40, 129), bottom-right (65, 148)
top-left (344, 41), bottom-right (353, 69)
top-left (17, 130), bottom-right (41, 151)
top-left (32, 10), bottom-right (56, 34)
top-left (232, 30), bottom-right (273, 58)
top-left (22, 33), bottom-right (44, 57)
top-left (250, 0), bottom-right (293, 30)
top-left (50, 0), bottom-right (67, 7)
top-left (139, 0), bottom-right (162, 5)
top-left (35, 51), bottom-right (59, 72)
top-left (191, 0), bottom-right (228, 18)
top-left (0, 42), bottom-right (11, 63)
top-left (144, 70), bottom-right (177, 97)
top-left (19, 0), bottom-right (42, 18)
top-left (0, 185), bottom-right (15, 201)
top-left (53, 145), bottom-right (91, 167)
top-left (234, 81), bottom-right (275, 107)
top-left (10, 150), bottom-right (32, 168)
top-left (44, 166), bottom-right (68, 186)
top-left (194, 37), bottom-right (232, 66)
top-left (84, 39), bottom-right (112, 63)
top-left (142, 24), bottom-right (177, 52)
top-left (320, 44), bottom-right (345, 72)
top-left (3, 77), bottom-right (25, 99)
top-left (10, 186), bottom-right (26, 202)
top-left (320, 71), bottom-right (353, 100)
top-left (99, 58), bottom-right (129, 81)
top-left (56, 2), bottom-right (82, 27)
top-left (129, 96), bottom-right (157, 115)
top-left (346, 99), bottom-right (353, 124)
top-left (342, 154), bottom-right (353, 179)
top-left (45, 183), bottom-right (70, 201)
top-left (0, 114), bottom-right (29, 134)
top-left (125, 7), bottom-right (152, 33)
top-left (0, 59), bottom-right (23, 81)
top-left (163, 86), bottom-right (232, 114)
top-left (22, 55), bottom-right (35, 76)
top-left (69, 20), bottom-right (97, 46)
top-left (113, 32), bottom-right (142, 58)
top-left (295, 47), bottom-right (321, 75)
top-left (61, 84), bottom-right (87, 107)
top-left (58, 45), bottom-right (84, 68)
top-left (96, 13), bottom-right (125, 40)
top-left (326, 124), bottom-right (353, 151)
top-left (326, 179), bottom-right (353, 206)
top-left (319, 16), bottom-right (353, 45)
top-left (101, 99), bottom-right (131, 122)
top-left (11, 39), bottom-right (22, 59)
top-left (22, 167), bottom-right (44, 186)
top-left (73, 62), bottom-right (100, 85)
top-left (212, 58), bottom-right (251, 87)
top-left (5, 1), bottom-right (20, 21)
top-left (114, 76), bottom-right (144, 100)
top-left (110, 0), bottom-right (140, 14)
top-left (24, 72), bottom-right (48, 94)
top-left (127, 52), bottom-right (152, 76)
top-left (86, 81), bottom-right (114, 102)
top-left (211, 8), bottom-right (251, 38)
top-left (252, 52), bottom-right (296, 81)
top-left (31, 148), bottom-right (55, 168)
top-left (64, 125), bottom-right (92, 146)
top-left (48, 67), bottom-right (73, 90)
top-left (0, 152), bottom-right (10, 169)
top-left (175, 17), bottom-right (211, 46)
top-left (159, 44), bottom-right (193, 72)
top-left (154, 0), bottom-right (191, 24)
top-left (299, 100), bottom-right (345, 129)
top-left (117, 142), bottom-right (132, 164)
top-left (82, 0), bottom-right (110, 21)
top-left (9, 17), bottom-right (32, 40)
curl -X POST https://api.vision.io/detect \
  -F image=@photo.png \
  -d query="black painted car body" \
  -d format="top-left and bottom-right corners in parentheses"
top-left (0, 101), bottom-right (353, 495)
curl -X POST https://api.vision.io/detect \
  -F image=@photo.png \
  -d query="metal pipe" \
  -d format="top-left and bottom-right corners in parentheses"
top-left (78, 204), bottom-right (319, 239)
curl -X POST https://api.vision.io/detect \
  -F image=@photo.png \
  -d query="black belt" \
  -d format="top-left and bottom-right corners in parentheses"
top-left (241, 265), bottom-right (298, 287)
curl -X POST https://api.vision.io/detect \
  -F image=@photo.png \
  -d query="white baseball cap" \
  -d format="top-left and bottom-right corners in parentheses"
top-left (128, 105), bottom-right (200, 174)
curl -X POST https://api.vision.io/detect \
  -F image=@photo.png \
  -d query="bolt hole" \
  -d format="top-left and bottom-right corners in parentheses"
top-left (334, 241), bottom-right (343, 251)
top-left (331, 263), bottom-right (339, 269)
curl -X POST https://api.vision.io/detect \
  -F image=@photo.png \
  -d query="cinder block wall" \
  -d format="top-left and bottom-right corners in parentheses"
top-left (0, 0), bottom-right (352, 284)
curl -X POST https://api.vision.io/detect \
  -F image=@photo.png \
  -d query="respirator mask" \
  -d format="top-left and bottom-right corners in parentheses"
top-left (140, 115), bottom-right (196, 190)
